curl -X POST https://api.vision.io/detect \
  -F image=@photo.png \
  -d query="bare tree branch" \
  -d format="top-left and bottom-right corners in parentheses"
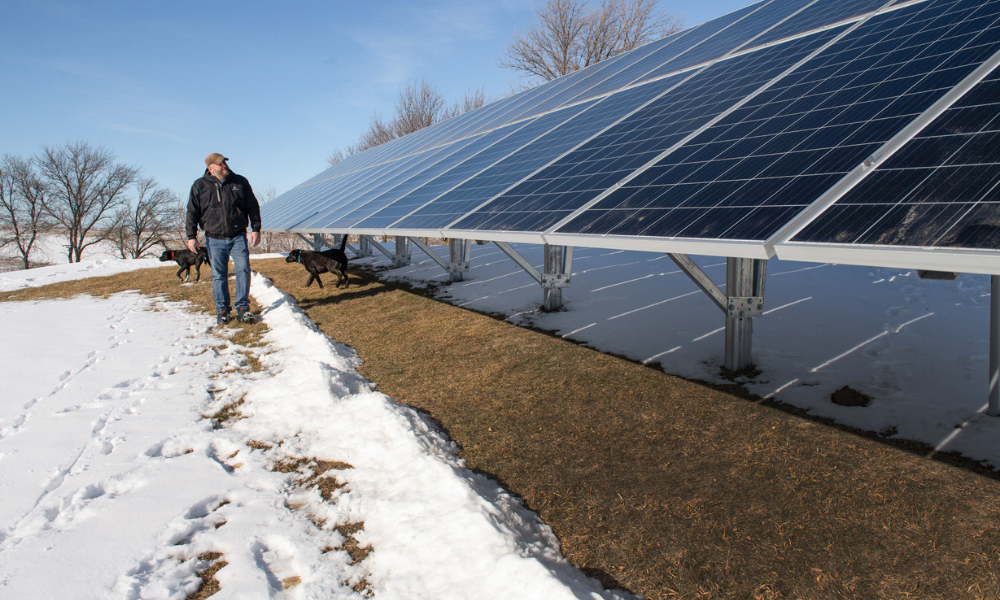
top-left (328, 80), bottom-right (491, 167)
top-left (0, 154), bottom-right (53, 269)
top-left (109, 176), bottom-right (176, 259)
top-left (36, 141), bottom-right (139, 263)
top-left (499, 0), bottom-right (683, 85)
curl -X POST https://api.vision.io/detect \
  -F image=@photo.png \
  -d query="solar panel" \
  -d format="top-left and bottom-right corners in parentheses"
top-left (447, 26), bottom-right (842, 235)
top-left (386, 76), bottom-right (681, 231)
top-left (547, 0), bottom-right (1000, 254)
top-left (333, 101), bottom-right (594, 231)
top-left (774, 61), bottom-right (1000, 272)
top-left (261, 0), bottom-right (1000, 276)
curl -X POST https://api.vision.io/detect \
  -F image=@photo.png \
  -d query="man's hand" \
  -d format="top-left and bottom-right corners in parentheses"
top-left (186, 238), bottom-right (198, 253)
top-left (249, 231), bottom-right (261, 247)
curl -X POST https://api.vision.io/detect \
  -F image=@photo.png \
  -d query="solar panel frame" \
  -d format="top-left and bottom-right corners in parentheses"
top-left (772, 40), bottom-right (1000, 274)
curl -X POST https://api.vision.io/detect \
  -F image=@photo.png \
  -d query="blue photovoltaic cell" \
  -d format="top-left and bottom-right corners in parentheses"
top-left (341, 101), bottom-right (592, 230)
top-left (450, 27), bottom-right (840, 234)
top-left (263, 162), bottom-right (389, 230)
top-left (558, 0), bottom-right (1000, 243)
top-left (387, 82), bottom-right (671, 231)
top-left (285, 145), bottom-right (458, 227)
top-left (332, 114), bottom-right (559, 231)
top-left (331, 131), bottom-right (508, 230)
top-left (301, 121), bottom-right (533, 231)
top-left (632, 0), bottom-right (814, 86)
top-left (749, 0), bottom-right (894, 48)
top-left (376, 103), bottom-right (595, 230)
top-left (522, 27), bottom-right (697, 117)
top-left (654, 0), bottom-right (819, 72)
top-left (791, 69), bottom-right (1000, 248)
top-left (294, 137), bottom-right (485, 231)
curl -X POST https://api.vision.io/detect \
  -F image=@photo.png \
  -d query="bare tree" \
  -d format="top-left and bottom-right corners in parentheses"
top-left (109, 176), bottom-right (176, 259)
top-left (500, 0), bottom-right (683, 84)
top-left (0, 154), bottom-right (53, 269)
top-left (36, 141), bottom-right (139, 263)
top-left (393, 78), bottom-right (447, 137)
top-left (442, 86), bottom-right (490, 120)
top-left (328, 80), bottom-right (491, 167)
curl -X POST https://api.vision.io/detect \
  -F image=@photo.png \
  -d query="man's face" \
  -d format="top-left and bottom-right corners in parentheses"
top-left (208, 159), bottom-right (230, 180)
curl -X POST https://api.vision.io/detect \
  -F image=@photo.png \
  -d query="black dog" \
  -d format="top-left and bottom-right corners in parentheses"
top-left (159, 247), bottom-right (211, 283)
top-left (286, 237), bottom-right (350, 289)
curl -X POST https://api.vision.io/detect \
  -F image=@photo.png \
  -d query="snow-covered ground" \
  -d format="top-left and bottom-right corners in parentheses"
top-left (0, 236), bottom-right (997, 598)
top-left (0, 241), bottom-right (630, 599)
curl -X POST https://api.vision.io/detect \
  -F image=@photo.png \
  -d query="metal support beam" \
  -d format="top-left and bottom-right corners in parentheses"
top-left (407, 238), bottom-right (472, 282)
top-left (990, 275), bottom-right (1000, 417)
top-left (725, 257), bottom-right (767, 372)
top-left (448, 238), bottom-right (471, 282)
top-left (295, 233), bottom-right (324, 249)
top-left (493, 242), bottom-right (572, 311)
top-left (360, 235), bottom-right (394, 261)
top-left (667, 253), bottom-right (727, 313)
top-left (393, 236), bottom-right (411, 268)
top-left (408, 237), bottom-right (449, 271)
top-left (494, 241), bottom-right (543, 284)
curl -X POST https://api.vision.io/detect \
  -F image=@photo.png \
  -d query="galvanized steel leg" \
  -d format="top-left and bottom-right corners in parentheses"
top-left (359, 236), bottom-right (373, 257)
top-left (449, 239), bottom-right (470, 282)
top-left (990, 275), bottom-right (999, 417)
top-left (542, 244), bottom-right (572, 312)
top-left (724, 257), bottom-right (766, 372)
top-left (311, 233), bottom-right (324, 252)
top-left (393, 236), bottom-right (411, 268)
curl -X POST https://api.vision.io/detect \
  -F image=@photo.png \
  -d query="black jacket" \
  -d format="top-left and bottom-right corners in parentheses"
top-left (186, 171), bottom-right (262, 240)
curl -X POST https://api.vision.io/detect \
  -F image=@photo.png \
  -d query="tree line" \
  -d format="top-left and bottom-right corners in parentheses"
top-left (0, 141), bottom-right (181, 269)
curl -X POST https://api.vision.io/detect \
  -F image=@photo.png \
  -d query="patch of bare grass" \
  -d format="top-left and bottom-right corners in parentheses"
top-left (187, 552), bottom-right (227, 600)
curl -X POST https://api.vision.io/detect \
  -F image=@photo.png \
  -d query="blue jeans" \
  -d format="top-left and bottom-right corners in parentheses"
top-left (205, 234), bottom-right (251, 314)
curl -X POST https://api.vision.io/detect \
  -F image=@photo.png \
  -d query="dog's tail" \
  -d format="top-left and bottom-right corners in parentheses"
top-left (339, 234), bottom-right (349, 252)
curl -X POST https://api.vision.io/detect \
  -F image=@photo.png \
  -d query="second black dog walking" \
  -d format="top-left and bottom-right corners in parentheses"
top-left (286, 237), bottom-right (350, 289)
top-left (159, 247), bottom-right (211, 283)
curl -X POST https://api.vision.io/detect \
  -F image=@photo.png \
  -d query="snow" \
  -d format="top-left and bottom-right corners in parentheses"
top-left (0, 238), bottom-right (997, 598)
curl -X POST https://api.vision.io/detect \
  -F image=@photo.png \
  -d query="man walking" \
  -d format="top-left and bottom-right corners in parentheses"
top-left (186, 153), bottom-right (262, 325)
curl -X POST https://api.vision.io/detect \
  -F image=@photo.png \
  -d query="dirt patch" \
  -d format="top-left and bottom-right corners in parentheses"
top-left (831, 385), bottom-right (872, 407)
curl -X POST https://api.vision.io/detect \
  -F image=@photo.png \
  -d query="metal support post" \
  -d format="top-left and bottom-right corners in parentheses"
top-left (542, 244), bottom-right (572, 312)
top-left (359, 236), bottom-right (373, 257)
top-left (724, 257), bottom-right (766, 372)
top-left (360, 235), bottom-right (394, 261)
top-left (990, 275), bottom-right (999, 417)
top-left (448, 239), bottom-right (471, 282)
top-left (332, 233), bottom-right (343, 248)
top-left (311, 233), bottom-right (325, 251)
top-left (393, 236), bottom-right (411, 268)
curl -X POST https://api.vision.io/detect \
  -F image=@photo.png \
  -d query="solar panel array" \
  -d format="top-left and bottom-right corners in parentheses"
top-left (262, 0), bottom-right (1000, 275)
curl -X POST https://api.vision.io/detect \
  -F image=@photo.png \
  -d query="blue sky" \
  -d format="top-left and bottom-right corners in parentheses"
top-left (0, 0), bottom-right (754, 201)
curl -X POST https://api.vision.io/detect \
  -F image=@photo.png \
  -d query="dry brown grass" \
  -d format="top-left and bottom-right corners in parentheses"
top-left (252, 257), bottom-right (1000, 600)
top-left (4, 260), bottom-right (1000, 599)
top-left (188, 552), bottom-right (227, 600)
